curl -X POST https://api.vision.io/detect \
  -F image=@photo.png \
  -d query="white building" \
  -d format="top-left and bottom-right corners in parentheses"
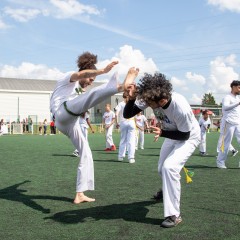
top-left (0, 77), bottom-right (153, 124)
top-left (0, 77), bottom-right (55, 123)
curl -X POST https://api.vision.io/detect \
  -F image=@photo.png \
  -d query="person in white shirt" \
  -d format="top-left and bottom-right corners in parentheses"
top-left (123, 72), bottom-right (200, 228)
top-left (216, 80), bottom-right (240, 169)
top-left (115, 93), bottom-right (136, 163)
top-left (102, 104), bottom-right (116, 151)
top-left (135, 112), bottom-right (149, 150)
top-left (50, 51), bottom-right (139, 204)
top-left (199, 110), bottom-right (211, 156)
top-left (72, 111), bottom-right (94, 157)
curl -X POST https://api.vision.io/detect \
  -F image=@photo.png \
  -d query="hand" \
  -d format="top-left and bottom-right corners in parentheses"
top-left (91, 129), bottom-right (95, 133)
top-left (105, 124), bottom-right (110, 129)
top-left (151, 126), bottom-right (162, 142)
top-left (103, 61), bottom-right (119, 73)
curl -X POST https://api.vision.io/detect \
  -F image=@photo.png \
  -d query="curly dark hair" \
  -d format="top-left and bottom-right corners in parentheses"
top-left (77, 52), bottom-right (97, 71)
top-left (137, 72), bottom-right (172, 103)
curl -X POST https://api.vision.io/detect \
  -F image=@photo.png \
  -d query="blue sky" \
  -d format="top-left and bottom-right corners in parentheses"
top-left (0, 0), bottom-right (240, 104)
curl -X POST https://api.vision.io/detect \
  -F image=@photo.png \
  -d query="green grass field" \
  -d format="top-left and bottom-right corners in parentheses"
top-left (0, 132), bottom-right (239, 240)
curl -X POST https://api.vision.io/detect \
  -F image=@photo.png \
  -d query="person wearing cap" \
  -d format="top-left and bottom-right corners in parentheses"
top-left (216, 80), bottom-right (240, 169)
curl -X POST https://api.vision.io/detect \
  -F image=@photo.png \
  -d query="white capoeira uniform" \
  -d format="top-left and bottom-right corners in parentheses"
top-left (80, 112), bottom-right (90, 141)
top-left (217, 93), bottom-right (240, 168)
top-left (136, 92), bottom-right (200, 218)
top-left (199, 118), bottom-right (211, 153)
top-left (217, 142), bottom-right (235, 153)
top-left (102, 110), bottom-right (115, 149)
top-left (116, 101), bottom-right (136, 160)
top-left (50, 72), bottom-right (119, 193)
top-left (135, 114), bottom-right (147, 150)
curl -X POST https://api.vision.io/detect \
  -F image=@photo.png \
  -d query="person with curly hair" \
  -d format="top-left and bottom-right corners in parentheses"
top-left (50, 51), bottom-right (139, 204)
top-left (123, 72), bottom-right (200, 228)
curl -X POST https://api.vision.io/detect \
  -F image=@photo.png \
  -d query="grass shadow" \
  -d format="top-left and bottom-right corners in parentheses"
top-left (45, 200), bottom-right (162, 225)
top-left (192, 153), bottom-right (217, 158)
top-left (52, 154), bottom-right (76, 158)
top-left (192, 206), bottom-right (240, 216)
top-left (0, 181), bottom-right (73, 214)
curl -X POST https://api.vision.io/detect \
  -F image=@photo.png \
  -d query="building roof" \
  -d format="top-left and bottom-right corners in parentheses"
top-left (0, 77), bottom-right (102, 92)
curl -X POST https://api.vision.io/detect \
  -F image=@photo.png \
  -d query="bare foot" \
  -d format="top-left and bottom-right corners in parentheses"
top-left (123, 67), bottom-right (139, 91)
top-left (73, 193), bottom-right (95, 204)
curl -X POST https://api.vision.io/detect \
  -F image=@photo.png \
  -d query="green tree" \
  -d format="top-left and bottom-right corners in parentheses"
top-left (201, 92), bottom-right (217, 105)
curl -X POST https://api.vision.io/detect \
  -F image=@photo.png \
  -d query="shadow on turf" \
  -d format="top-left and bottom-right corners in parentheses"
top-left (52, 154), bottom-right (76, 158)
top-left (192, 153), bottom-right (217, 158)
top-left (45, 200), bottom-right (162, 225)
top-left (140, 153), bottom-right (159, 157)
top-left (192, 206), bottom-right (240, 216)
top-left (0, 181), bottom-right (73, 214)
top-left (186, 165), bottom-right (239, 170)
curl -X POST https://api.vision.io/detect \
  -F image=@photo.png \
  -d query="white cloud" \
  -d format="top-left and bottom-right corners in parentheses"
top-left (0, 19), bottom-right (10, 29)
top-left (49, 0), bottom-right (101, 18)
top-left (1, 1), bottom-right (173, 50)
top-left (224, 54), bottom-right (238, 66)
top-left (0, 62), bottom-right (64, 80)
top-left (208, 55), bottom-right (239, 94)
top-left (190, 93), bottom-right (202, 104)
top-left (186, 72), bottom-right (206, 85)
top-left (207, 0), bottom-right (240, 13)
top-left (171, 76), bottom-right (186, 88)
top-left (4, 7), bottom-right (42, 22)
top-left (96, 45), bottom-right (158, 80)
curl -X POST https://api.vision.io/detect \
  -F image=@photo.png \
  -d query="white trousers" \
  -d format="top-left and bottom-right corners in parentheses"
top-left (81, 126), bottom-right (88, 141)
top-left (158, 137), bottom-right (200, 218)
top-left (217, 142), bottom-right (234, 153)
top-left (118, 120), bottom-right (136, 159)
top-left (136, 129), bottom-right (144, 149)
top-left (74, 126), bottom-right (88, 153)
top-left (217, 120), bottom-right (240, 166)
top-left (54, 75), bottom-right (118, 192)
top-left (199, 131), bottom-right (206, 153)
top-left (106, 125), bottom-right (114, 148)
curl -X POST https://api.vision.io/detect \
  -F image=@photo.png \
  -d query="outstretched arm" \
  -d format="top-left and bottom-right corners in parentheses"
top-left (70, 61), bottom-right (119, 82)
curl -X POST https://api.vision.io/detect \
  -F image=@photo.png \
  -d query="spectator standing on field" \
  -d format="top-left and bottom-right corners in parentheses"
top-left (50, 120), bottom-right (56, 135)
top-left (39, 122), bottom-right (43, 135)
top-left (43, 119), bottom-right (47, 135)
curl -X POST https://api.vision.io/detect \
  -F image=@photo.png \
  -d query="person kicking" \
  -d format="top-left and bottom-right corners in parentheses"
top-left (50, 51), bottom-right (139, 204)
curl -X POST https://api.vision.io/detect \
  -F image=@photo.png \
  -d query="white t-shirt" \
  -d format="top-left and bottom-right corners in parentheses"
top-left (222, 93), bottom-right (240, 125)
top-left (199, 118), bottom-right (211, 133)
top-left (135, 114), bottom-right (147, 128)
top-left (135, 92), bottom-right (200, 140)
top-left (115, 101), bottom-right (134, 122)
top-left (103, 110), bottom-right (115, 125)
top-left (79, 112), bottom-right (90, 128)
top-left (50, 71), bottom-right (80, 114)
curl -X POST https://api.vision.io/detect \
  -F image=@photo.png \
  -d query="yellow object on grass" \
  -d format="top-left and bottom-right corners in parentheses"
top-left (183, 167), bottom-right (194, 183)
